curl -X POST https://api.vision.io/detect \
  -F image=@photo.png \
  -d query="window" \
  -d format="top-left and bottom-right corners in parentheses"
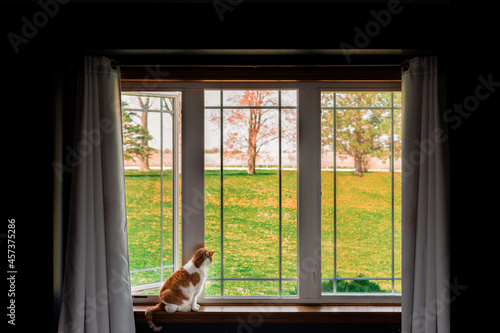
top-left (320, 92), bottom-right (402, 295)
top-left (122, 92), bottom-right (182, 295)
top-left (204, 90), bottom-right (298, 297)
top-left (121, 82), bottom-right (401, 303)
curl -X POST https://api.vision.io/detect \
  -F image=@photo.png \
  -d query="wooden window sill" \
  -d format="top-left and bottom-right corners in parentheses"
top-left (134, 304), bottom-right (401, 324)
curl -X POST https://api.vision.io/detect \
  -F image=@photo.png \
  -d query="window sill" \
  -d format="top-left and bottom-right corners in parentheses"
top-left (133, 304), bottom-right (401, 324)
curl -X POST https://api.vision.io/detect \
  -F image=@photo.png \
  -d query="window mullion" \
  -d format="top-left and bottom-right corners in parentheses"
top-left (181, 89), bottom-right (205, 267)
top-left (391, 92), bottom-right (395, 294)
top-left (172, 96), bottom-right (181, 273)
top-left (220, 90), bottom-right (224, 298)
top-left (160, 99), bottom-right (164, 283)
top-left (278, 90), bottom-right (283, 298)
top-left (333, 93), bottom-right (338, 294)
top-left (298, 88), bottom-right (322, 300)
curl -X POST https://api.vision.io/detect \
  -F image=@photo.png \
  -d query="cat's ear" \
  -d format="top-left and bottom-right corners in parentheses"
top-left (209, 251), bottom-right (215, 256)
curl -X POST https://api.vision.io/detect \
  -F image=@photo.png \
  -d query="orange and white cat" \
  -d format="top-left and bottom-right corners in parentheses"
top-left (145, 248), bottom-right (215, 331)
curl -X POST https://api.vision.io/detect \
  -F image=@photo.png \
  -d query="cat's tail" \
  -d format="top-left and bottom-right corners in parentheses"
top-left (145, 303), bottom-right (164, 332)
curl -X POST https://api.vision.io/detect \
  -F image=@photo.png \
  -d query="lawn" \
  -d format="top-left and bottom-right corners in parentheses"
top-left (125, 169), bottom-right (401, 296)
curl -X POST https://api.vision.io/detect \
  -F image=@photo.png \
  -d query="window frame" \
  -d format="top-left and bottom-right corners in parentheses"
top-left (320, 91), bottom-right (402, 296)
top-left (203, 89), bottom-right (299, 299)
top-left (121, 81), bottom-right (402, 305)
top-left (122, 91), bottom-right (182, 295)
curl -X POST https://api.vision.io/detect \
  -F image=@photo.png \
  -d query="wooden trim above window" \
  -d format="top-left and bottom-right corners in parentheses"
top-left (120, 66), bottom-right (401, 83)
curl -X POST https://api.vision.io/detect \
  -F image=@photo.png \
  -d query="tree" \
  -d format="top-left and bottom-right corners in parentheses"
top-left (228, 91), bottom-right (278, 174)
top-left (122, 97), bottom-right (155, 172)
top-left (321, 92), bottom-right (401, 177)
top-left (209, 90), bottom-right (296, 175)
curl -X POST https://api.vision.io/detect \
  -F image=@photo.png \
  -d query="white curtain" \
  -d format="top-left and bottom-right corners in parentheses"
top-left (58, 56), bottom-right (135, 333)
top-left (402, 56), bottom-right (450, 333)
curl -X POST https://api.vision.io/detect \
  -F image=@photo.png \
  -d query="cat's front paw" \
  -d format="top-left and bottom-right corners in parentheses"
top-left (191, 303), bottom-right (201, 312)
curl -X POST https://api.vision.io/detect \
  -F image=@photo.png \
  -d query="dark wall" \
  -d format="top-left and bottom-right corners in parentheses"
top-left (3, 1), bottom-right (453, 55)
top-left (2, 1), bottom-right (497, 332)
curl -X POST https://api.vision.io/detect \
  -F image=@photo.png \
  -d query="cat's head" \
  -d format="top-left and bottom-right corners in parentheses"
top-left (192, 248), bottom-right (215, 268)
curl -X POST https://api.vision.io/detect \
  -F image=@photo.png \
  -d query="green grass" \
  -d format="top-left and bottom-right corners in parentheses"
top-left (125, 169), bottom-right (401, 296)
top-left (321, 171), bottom-right (402, 293)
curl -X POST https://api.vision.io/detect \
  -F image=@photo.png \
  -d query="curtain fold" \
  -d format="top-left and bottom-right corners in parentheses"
top-left (58, 56), bottom-right (135, 333)
top-left (402, 56), bottom-right (450, 333)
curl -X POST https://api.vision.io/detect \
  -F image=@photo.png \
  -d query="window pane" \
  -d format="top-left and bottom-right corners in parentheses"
top-left (394, 106), bottom-right (402, 280)
top-left (281, 90), bottom-right (298, 107)
top-left (394, 280), bottom-right (402, 294)
top-left (222, 90), bottom-right (279, 107)
top-left (393, 92), bottom-right (402, 108)
top-left (321, 91), bottom-right (334, 108)
top-left (282, 280), bottom-right (298, 296)
top-left (204, 280), bottom-right (221, 297)
top-left (205, 108), bottom-right (222, 280)
top-left (204, 90), bottom-right (297, 297)
top-left (130, 270), bottom-right (161, 289)
top-left (321, 106), bottom-right (335, 279)
top-left (335, 92), bottom-right (392, 108)
top-left (282, 108), bottom-right (297, 279)
top-left (321, 91), bottom-right (401, 295)
top-left (336, 279), bottom-right (392, 293)
top-left (224, 280), bottom-right (280, 296)
top-left (223, 108), bottom-right (280, 279)
top-left (123, 92), bottom-right (181, 294)
top-left (205, 90), bottom-right (221, 107)
top-left (336, 171), bottom-right (393, 278)
top-left (125, 109), bottom-right (163, 285)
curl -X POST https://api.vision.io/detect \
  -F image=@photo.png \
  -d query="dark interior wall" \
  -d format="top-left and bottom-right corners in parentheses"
top-left (2, 1), bottom-right (498, 332)
top-left (4, 1), bottom-right (453, 56)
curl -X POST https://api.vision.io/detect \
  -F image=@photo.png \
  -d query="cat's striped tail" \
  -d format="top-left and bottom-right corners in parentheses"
top-left (145, 303), bottom-right (164, 332)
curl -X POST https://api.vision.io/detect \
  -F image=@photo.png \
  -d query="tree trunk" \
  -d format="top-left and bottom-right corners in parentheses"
top-left (354, 154), bottom-right (363, 177)
top-left (139, 157), bottom-right (150, 172)
top-left (139, 97), bottom-right (150, 172)
top-left (247, 145), bottom-right (257, 175)
top-left (247, 120), bottom-right (258, 175)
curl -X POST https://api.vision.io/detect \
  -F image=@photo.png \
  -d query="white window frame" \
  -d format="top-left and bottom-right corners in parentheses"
top-left (122, 91), bottom-right (182, 295)
top-left (203, 89), bottom-right (299, 299)
top-left (122, 81), bottom-right (402, 305)
top-left (320, 91), bottom-right (402, 297)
